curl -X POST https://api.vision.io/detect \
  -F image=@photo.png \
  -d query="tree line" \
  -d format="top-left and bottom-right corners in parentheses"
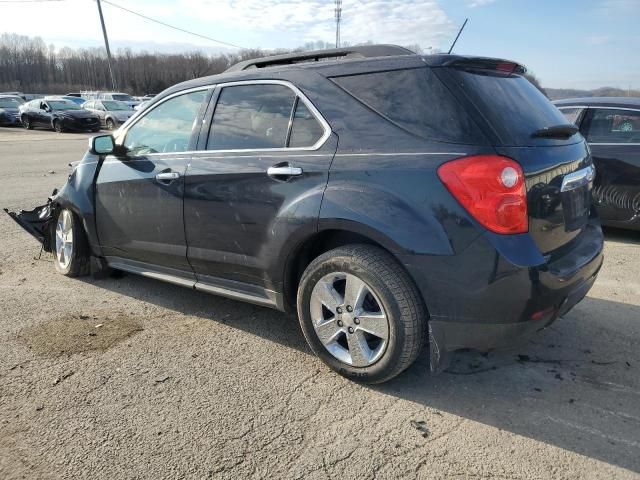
top-left (0, 33), bottom-right (549, 96)
top-left (0, 33), bottom-right (296, 95)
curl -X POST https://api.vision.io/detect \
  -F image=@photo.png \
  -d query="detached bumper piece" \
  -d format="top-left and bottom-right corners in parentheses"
top-left (4, 202), bottom-right (54, 251)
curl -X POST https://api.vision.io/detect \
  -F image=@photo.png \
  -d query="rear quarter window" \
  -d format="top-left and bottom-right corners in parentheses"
top-left (330, 67), bottom-right (485, 144)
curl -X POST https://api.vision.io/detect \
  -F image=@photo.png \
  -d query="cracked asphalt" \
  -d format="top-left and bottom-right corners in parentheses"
top-left (1, 128), bottom-right (639, 479)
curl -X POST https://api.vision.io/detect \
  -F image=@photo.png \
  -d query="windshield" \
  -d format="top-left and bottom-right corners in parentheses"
top-left (49, 101), bottom-right (81, 111)
top-left (112, 94), bottom-right (133, 102)
top-left (103, 100), bottom-right (132, 111)
top-left (0, 98), bottom-right (21, 108)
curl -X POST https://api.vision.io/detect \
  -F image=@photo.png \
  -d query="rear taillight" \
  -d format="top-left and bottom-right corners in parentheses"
top-left (437, 155), bottom-right (528, 234)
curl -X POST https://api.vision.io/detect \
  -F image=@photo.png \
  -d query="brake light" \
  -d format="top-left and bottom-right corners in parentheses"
top-left (438, 155), bottom-right (528, 234)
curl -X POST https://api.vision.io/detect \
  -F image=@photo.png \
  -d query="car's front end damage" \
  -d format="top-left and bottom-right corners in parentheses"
top-left (4, 146), bottom-right (105, 260)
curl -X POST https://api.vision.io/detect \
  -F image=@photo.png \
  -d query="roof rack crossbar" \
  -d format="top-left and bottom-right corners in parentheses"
top-left (226, 44), bottom-right (415, 72)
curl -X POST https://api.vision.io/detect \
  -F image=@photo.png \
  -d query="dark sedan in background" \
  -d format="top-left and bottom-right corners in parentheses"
top-left (0, 95), bottom-right (23, 126)
top-left (19, 98), bottom-right (100, 133)
top-left (555, 97), bottom-right (640, 230)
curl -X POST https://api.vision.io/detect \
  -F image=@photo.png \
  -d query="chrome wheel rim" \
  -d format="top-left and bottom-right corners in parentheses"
top-left (620, 122), bottom-right (633, 132)
top-left (55, 210), bottom-right (73, 269)
top-left (310, 272), bottom-right (389, 367)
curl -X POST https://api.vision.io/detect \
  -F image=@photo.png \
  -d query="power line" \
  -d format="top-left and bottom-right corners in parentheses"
top-left (100, 0), bottom-right (245, 50)
top-left (0, 0), bottom-right (63, 3)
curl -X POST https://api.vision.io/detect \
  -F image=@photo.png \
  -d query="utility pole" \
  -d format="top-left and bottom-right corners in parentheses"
top-left (335, 0), bottom-right (342, 48)
top-left (96, 0), bottom-right (117, 90)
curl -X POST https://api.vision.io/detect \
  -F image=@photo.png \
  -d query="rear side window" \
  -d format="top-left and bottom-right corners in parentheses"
top-left (331, 67), bottom-right (484, 144)
top-left (448, 69), bottom-right (570, 145)
top-left (288, 100), bottom-right (325, 148)
top-left (584, 108), bottom-right (640, 144)
top-left (207, 84), bottom-right (295, 150)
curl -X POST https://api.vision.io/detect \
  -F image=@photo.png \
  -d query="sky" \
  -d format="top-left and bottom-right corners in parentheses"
top-left (0, 0), bottom-right (639, 90)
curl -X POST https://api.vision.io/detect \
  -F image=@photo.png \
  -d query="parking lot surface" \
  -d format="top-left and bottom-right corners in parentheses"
top-left (0, 128), bottom-right (639, 479)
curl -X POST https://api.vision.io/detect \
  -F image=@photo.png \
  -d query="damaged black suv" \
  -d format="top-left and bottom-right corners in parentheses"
top-left (6, 45), bottom-right (604, 383)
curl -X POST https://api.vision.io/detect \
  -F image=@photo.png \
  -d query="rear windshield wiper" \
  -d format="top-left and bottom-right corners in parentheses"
top-left (531, 124), bottom-right (579, 139)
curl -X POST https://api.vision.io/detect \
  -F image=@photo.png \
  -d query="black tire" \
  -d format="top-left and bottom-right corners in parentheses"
top-left (53, 119), bottom-right (64, 133)
top-left (52, 208), bottom-right (90, 277)
top-left (22, 115), bottom-right (33, 130)
top-left (106, 118), bottom-right (115, 131)
top-left (297, 244), bottom-right (427, 384)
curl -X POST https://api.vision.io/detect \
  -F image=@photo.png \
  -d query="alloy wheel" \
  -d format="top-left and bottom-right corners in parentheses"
top-left (55, 210), bottom-right (74, 270)
top-left (106, 119), bottom-right (115, 130)
top-left (309, 272), bottom-right (389, 367)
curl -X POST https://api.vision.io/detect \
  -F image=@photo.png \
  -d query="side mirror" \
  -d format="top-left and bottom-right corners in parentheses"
top-left (90, 135), bottom-right (115, 155)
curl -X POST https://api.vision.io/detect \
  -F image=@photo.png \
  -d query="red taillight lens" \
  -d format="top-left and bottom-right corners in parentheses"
top-left (437, 155), bottom-right (528, 234)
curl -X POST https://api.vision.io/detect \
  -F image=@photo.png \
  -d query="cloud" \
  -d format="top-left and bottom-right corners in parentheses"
top-left (465, 0), bottom-right (497, 7)
top-left (181, 0), bottom-right (457, 49)
top-left (585, 35), bottom-right (610, 46)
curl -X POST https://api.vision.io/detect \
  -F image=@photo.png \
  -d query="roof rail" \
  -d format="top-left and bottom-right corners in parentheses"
top-left (226, 44), bottom-right (415, 72)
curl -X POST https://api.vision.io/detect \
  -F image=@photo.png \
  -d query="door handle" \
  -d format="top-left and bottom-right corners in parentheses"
top-left (155, 171), bottom-right (180, 182)
top-left (267, 165), bottom-right (303, 177)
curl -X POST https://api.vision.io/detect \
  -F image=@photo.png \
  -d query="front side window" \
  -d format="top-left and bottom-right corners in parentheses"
top-left (123, 90), bottom-right (206, 155)
top-left (558, 107), bottom-right (582, 125)
top-left (585, 108), bottom-right (640, 144)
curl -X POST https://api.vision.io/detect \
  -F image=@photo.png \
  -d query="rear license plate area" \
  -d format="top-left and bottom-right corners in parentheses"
top-left (561, 186), bottom-right (589, 231)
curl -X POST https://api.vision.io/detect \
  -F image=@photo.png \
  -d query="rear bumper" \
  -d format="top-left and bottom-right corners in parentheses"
top-left (400, 218), bottom-right (604, 370)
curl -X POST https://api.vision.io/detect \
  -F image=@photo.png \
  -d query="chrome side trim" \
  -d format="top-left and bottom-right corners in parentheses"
top-left (104, 256), bottom-right (279, 309)
top-left (561, 165), bottom-right (595, 192)
top-left (105, 258), bottom-right (196, 288)
top-left (589, 143), bottom-right (640, 146)
top-left (194, 281), bottom-right (278, 308)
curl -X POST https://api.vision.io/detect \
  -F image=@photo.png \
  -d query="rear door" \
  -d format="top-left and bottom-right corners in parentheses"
top-left (440, 66), bottom-right (595, 253)
top-left (581, 107), bottom-right (640, 224)
top-left (95, 88), bottom-right (210, 275)
top-left (184, 81), bottom-right (336, 290)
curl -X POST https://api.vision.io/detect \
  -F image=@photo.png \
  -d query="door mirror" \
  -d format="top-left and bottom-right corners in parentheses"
top-left (90, 135), bottom-right (115, 155)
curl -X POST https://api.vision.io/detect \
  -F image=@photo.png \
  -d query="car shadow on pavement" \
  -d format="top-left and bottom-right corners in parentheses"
top-left (85, 271), bottom-right (640, 473)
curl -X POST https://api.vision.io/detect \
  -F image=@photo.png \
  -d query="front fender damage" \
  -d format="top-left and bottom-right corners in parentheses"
top-left (4, 189), bottom-right (58, 252)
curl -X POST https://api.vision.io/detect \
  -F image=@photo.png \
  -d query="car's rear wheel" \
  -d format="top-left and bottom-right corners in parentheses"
top-left (54, 208), bottom-right (90, 277)
top-left (297, 244), bottom-right (426, 384)
top-left (22, 116), bottom-right (33, 130)
top-left (106, 118), bottom-right (115, 131)
top-left (53, 119), bottom-right (64, 133)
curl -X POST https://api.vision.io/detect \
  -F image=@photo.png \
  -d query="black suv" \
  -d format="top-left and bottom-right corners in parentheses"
top-left (7, 45), bottom-right (604, 383)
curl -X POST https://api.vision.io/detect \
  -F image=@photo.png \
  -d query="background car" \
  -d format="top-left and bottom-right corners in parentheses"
top-left (45, 95), bottom-right (87, 106)
top-left (82, 91), bottom-right (140, 109)
top-left (555, 97), bottom-right (640, 230)
top-left (0, 95), bottom-right (23, 126)
top-left (20, 98), bottom-right (100, 132)
top-left (82, 99), bottom-right (135, 130)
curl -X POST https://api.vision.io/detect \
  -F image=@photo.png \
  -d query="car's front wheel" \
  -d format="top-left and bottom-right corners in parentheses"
top-left (297, 244), bottom-right (427, 384)
top-left (106, 118), bottom-right (115, 131)
top-left (53, 119), bottom-right (64, 133)
top-left (53, 208), bottom-right (90, 276)
top-left (22, 116), bottom-right (33, 130)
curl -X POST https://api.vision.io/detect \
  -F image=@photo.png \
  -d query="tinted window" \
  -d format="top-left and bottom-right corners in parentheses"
top-left (448, 69), bottom-right (569, 146)
top-left (288, 101), bottom-right (324, 147)
top-left (331, 67), bottom-right (484, 144)
top-left (585, 108), bottom-right (640, 144)
top-left (207, 84), bottom-right (295, 150)
top-left (558, 107), bottom-right (582, 125)
top-left (124, 90), bottom-right (206, 155)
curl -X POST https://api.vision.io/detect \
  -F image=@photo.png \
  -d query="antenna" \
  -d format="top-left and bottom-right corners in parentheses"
top-left (447, 18), bottom-right (468, 54)
top-left (335, 0), bottom-right (342, 48)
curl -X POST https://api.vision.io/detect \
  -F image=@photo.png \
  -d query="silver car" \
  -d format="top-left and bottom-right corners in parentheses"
top-left (82, 100), bottom-right (135, 130)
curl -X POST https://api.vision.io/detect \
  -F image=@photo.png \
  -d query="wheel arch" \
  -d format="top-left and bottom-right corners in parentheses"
top-left (281, 224), bottom-right (419, 313)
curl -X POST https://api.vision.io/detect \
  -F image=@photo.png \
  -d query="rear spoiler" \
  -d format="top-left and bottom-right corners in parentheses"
top-left (429, 56), bottom-right (527, 75)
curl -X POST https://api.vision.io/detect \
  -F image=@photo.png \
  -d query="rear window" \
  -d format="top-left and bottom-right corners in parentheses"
top-left (448, 70), bottom-right (570, 146)
top-left (331, 67), bottom-right (485, 144)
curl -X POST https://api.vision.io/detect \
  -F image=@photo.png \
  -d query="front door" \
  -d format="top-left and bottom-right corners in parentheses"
top-left (184, 82), bottom-right (336, 291)
top-left (95, 88), bottom-right (210, 276)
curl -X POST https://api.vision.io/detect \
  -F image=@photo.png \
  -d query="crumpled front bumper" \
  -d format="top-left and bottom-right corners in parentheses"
top-left (4, 201), bottom-right (55, 251)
